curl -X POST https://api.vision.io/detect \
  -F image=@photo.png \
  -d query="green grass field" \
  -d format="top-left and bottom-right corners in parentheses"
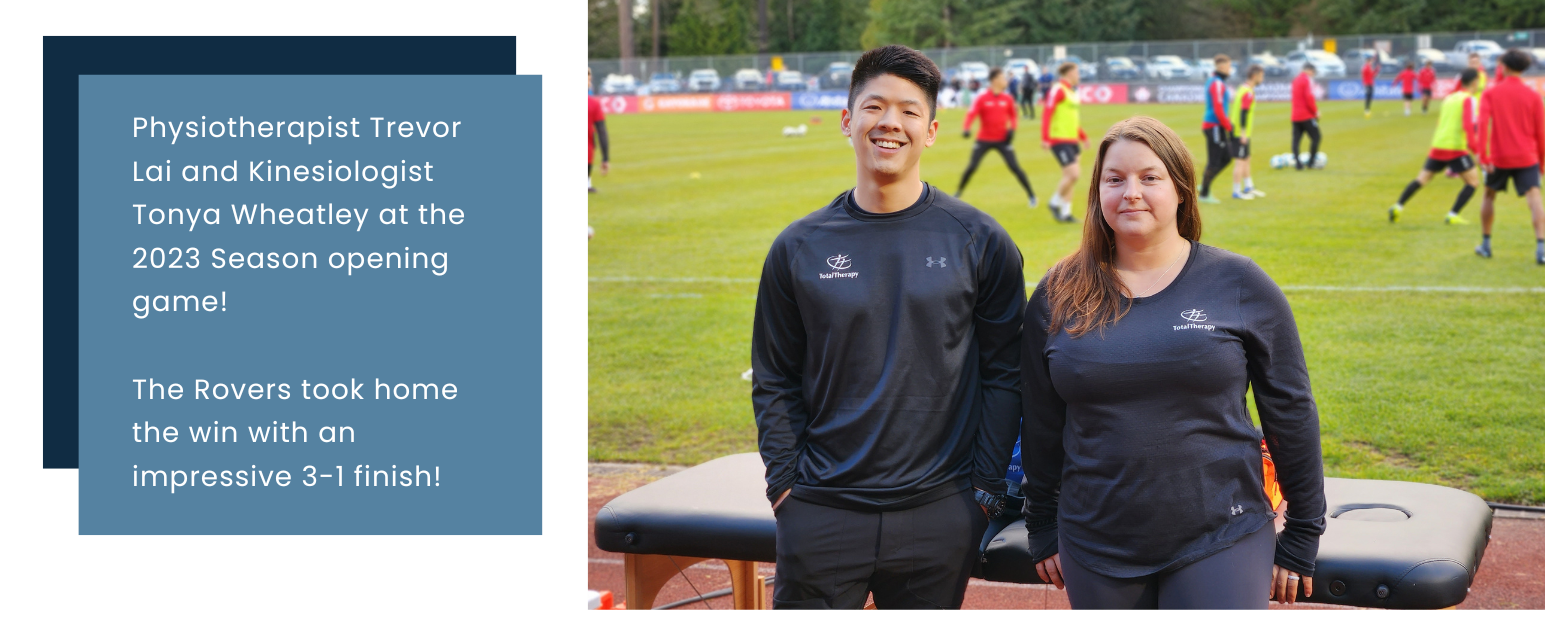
top-left (589, 100), bottom-right (1545, 505)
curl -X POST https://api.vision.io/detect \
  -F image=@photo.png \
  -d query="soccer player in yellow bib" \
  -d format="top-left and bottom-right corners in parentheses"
top-left (1388, 68), bottom-right (1483, 224)
top-left (1040, 62), bottom-right (1088, 222)
top-left (1230, 64), bottom-right (1267, 199)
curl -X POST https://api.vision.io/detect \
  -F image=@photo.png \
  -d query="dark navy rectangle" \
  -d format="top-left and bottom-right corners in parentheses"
top-left (44, 36), bottom-right (518, 468)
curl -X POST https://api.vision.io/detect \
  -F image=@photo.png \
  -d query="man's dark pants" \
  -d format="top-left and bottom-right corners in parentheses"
top-left (772, 488), bottom-right (988, 609)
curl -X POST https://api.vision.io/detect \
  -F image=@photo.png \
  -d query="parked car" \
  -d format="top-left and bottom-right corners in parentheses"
top-left (822, 62), bottom-right (854, 89)
top-left (1004, 58), bottom-right (1041, 83)
top-left (1411, 48), bottom-right (1459, 72)
top-left (1343, 48), bottom-right (1401, 75)
top-left (732, 68), bottom-right (763, 91)
top-left (1188, 58), bottom-right (1216, 79)
top-left (1103, 56), bottom-right (1141, 80)
top-left (1448, 40), bottom-right (1504, 70)
top-left (1055, 55), bottom-right (1098, 80)
top-left (1530, 48), bottom-right (1545, 70)
top-left (600, 73), bottom-right (637, 94)
top-left (647, 72), bottom-right (682, 94)
top-left (1285, 49), bottom-right (1347, 77)
top-left (773, 70), bottom-right (806, 91)
top-left (1146, 55), bottom-right (1192, 80)
top-left (957, 61), bottom-right (991, 84)
top-left (1249, 53), bottom-right (1290, 77)
top-left (688, 69), bottom-right (722, 92)
top-left (1127, 56), bottom-right (1151, 75)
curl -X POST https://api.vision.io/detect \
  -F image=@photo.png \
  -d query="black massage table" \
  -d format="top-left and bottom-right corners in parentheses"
top-left (595, 453), bottom-right (1493, 609)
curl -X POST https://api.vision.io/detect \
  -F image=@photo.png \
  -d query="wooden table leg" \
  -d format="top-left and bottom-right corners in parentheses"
top-left (725, 560), bottom-right (764, 610)
top-left (623, 553), bottom-right (709, 610)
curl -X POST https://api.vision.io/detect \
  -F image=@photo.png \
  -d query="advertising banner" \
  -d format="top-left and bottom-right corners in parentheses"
top-left (1077, 82), bottom-right (1129, 104)
top-left (714, 92), bottom-right (791, 112)
top-left (1142, 80), bottom-right (1324, 104)
top-left (792, 90), bottom-right (850, 110)
top-left (595, 95), bottom-right (637, 115)
top-left (638, 93), bottom-right (715, 113)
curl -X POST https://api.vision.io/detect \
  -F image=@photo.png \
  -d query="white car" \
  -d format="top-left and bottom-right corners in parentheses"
top-left (688, 69), bottom-right (721, 92)
top-left (1450, 40), bottom-right (1505, 70)
top-left (600, 74), bottom-right (637, 94)
top-left (1285, 50), bottom-right (1346, 78)
top-left (1411, 48), bottom-right (1454, 72)
top-left (1146, 55), bottom-right (1191, 80)
top-left (733, 68), bottom-right (763, 91)
top-left (957, 61), bottom-right (990, 84)
top-left (774, 70), bottom-right (805, 91)
top-left (1004, 58), bottom-right (1040, 82)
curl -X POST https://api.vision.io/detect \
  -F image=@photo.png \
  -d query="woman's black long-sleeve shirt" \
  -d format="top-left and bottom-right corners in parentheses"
top-left (752, 184), bottom-right (1025, 512)
top-left (1020, 242), bottom-right (1326, 577)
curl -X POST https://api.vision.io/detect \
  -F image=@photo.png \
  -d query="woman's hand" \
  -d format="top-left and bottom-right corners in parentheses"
top-left (1035, 554), bottom-right (1065, 590)
top-left (1270, 564), bottom-right (1312, 604)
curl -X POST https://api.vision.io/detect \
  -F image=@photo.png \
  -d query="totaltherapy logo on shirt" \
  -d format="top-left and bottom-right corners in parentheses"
top-left (821, 254), bottom-right (858, 279)
top-left (1174, 308), bottom-right (1215, 331)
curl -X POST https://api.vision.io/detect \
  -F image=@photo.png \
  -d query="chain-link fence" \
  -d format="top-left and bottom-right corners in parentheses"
top-left (590, 29), bottom-right (1545, 94)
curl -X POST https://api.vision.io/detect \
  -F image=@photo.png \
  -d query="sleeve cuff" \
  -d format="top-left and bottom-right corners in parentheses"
top-left (1273, 533), bottom-right (1319, 577)
top-left (971, 475), bottom-right (1007, 496)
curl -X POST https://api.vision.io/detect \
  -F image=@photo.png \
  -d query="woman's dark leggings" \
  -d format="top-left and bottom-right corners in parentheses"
top-left (1060, 524), bottom-right (1275, 609)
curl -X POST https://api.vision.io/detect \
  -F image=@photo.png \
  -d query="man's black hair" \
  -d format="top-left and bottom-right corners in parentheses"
top-left (1302, 62), bottom-right (1316, 72)
top-left (847, 45), bottom-right (942, 120)
top-left (1460, 67), bottom-right (1479, 87)
top-left (988, 67), bottom-right (1003, 81)
top-left (1501, 48), bottom-right (1532, 73)
top-left (1247, 64), bottom-right (1264, 78)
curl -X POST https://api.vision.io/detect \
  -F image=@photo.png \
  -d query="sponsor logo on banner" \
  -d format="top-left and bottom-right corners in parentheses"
top-left (638, 94), bottom-right (715, 113)
top-left (1327, 79), bottom-right (1416, 100)
top-left (596, 95), bottom-right (637, 115)
top-left (1077, 83), bottom-right (1128, 104)
top-left (1157, 83), bottom-right (1206, 103)
top-left (793, 90), bottom-right (851, 110)
top-left (1133, 86), bottom-right (1152, 102)
top-left (1147, 80), bottom-right (1318, 104)
top-left (715, 92), bottom-right (791, 112)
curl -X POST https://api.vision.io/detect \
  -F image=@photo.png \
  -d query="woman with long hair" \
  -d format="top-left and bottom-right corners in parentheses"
top-left (1020, 116), bottom-right (1326, 609)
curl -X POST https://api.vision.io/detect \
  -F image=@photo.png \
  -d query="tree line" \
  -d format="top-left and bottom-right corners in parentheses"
top-left (589, 0), bottom-right (1545, 59)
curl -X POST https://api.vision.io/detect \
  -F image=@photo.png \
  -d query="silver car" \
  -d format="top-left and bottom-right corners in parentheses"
top-left (1285, 50), bottom-right (1346, 78)
top-left (688, 69), bottom-right (722, 92)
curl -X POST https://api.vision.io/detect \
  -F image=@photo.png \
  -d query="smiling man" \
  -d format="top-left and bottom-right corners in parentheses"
top-left (751, 45), bottom-right (1026, 609)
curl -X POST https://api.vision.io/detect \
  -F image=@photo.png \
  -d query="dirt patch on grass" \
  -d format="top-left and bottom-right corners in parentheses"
top-left (1345, 440), bottom-right (1420, 470)
top-left (588, 462), bottom-right (688, 500)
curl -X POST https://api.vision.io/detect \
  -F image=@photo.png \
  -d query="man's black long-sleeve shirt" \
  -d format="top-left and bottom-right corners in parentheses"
top-left (1021, 242), bottom-right (1326, 577)
top-left (752, 183), bottom-right (1025, 512)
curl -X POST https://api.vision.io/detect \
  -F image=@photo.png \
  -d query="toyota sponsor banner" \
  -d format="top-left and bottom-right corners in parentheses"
top-left (793, 90), bottom-right (850, 110)
top-left (715, 91), bottom-right (792, 112)
top-left (638, 93), bottom-right (715, 112)
top-left (595, 95), bottom-right (637, 115)
top-left (1077, 83), bottom-right (1129, 104)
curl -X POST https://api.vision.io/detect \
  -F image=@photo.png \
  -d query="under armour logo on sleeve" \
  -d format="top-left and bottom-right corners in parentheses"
top-left (926, 257), bottom-right (947, 268)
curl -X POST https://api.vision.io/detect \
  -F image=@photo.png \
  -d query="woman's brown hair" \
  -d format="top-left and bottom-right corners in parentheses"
top-left (1044, 116), bottom-right (1202, 337)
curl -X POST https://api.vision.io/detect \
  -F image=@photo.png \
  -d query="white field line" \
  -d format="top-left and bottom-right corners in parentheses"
top-left (590, 276), bottom-right (1545, 294)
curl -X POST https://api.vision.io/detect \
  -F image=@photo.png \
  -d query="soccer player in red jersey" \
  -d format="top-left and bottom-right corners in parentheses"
top-left (1290, 64), bottom-right (1321, 170)
top-left (1474, 49), bottom-right (1545, 264)
top-left (1394, 62), bottom-right (1417, 116)
top-left (587, 68), bottom-right (611, 194)
top-left (1417, 60), bottom-right (1437, 113)
top-left (1361, 55), bottom-right (1378, 117)
top-left (957, 67), bottom-right (1041, 213)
